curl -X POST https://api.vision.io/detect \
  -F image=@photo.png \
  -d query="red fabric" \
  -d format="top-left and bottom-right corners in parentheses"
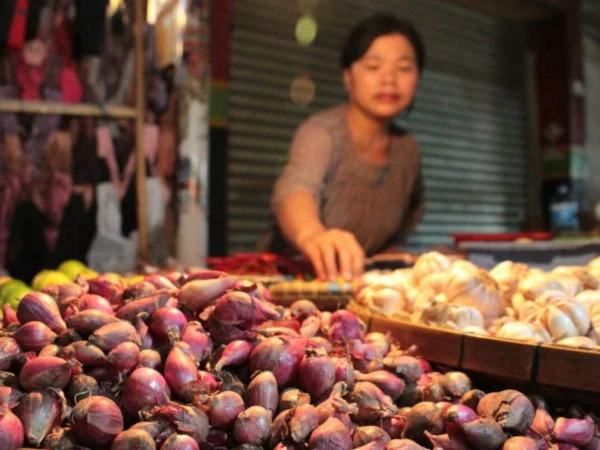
top-left (8, 0), bottom-right (28, 51)
top-left (16, 58), bottom-right (82, 103)
top-left (60, 65), bottom-right (82, 103)
top-left (16, 58), bottom-right (43, 100)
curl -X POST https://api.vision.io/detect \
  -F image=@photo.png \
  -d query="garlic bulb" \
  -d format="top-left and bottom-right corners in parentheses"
top-left (417, 301), bottom-right (451, 326)
top-left (519, 301), bottom-right (541, 323)
top-left (449, 260), bottom-right (479, 277)
top-left (517, 273), bottom-right (565, 302)
top-left (553, 299), bottom-right (590, 335)
top-left (553, 266), bottom-right (599, 292)
top-left (575, 290), bottom-right (600, 313)
top-left (535, 289), bottom-right (571, 307)
top-left (418, 271), bottom-right (450, 295)
top-left (412, 251), bottom-right (452, 284)
top-left (408, 288), bottom-right (435, 316)
top-left (368, 287), bottom-right (407, 316)
top-left (355, 286), bottom-right (375, 306)
top-left (588, 257), bottom-right (600, 279)
top-left (447, 306), bottom-right (484, 330)
top-left (497, 321), bottom-right (550, 343)
top-left (489, 261), bottom-right (530, 299)
top-left (556, 336), bottom-right (597, 349)
top-left (443, 269), bottom-right (505, 321)
top-left (539, 304), bottom-right (580, 340)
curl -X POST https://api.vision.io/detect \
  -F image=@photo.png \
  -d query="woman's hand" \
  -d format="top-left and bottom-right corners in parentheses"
top-left (298, 228), bottom-right (365, 281)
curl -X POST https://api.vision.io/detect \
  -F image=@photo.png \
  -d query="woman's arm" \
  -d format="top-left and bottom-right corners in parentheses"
top-left (272, 121), bottom-right (364, 280)
top-left (271, 121), bottom-right (333, 242)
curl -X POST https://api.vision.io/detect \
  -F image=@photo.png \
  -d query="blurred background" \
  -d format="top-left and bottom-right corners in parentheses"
top-left (210, 0), bottom-right (600, 256)
top-left (0, 0), bottom-right (599, 278)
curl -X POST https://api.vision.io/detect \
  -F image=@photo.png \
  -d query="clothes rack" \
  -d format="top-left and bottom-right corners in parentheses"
top-left (0, 0), bottom-right (150, 262)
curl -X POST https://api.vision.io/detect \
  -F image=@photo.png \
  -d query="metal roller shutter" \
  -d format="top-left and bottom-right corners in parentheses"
top-left (228, 0), bottom-right (527, 253)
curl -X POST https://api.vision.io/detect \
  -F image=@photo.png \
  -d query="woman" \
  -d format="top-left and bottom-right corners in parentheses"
top-left (268, 13), bottom-right (426, 281)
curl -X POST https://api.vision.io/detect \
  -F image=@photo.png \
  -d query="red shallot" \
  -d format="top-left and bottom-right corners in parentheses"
top-left (443, 404), bottom-right (478, 436)
top-left (110, 429), bottom-right (156, 450)
top-left (331, 356), bottom-right (355, 388)
top-left (2, 304), bottom-right (18, 328)
top-left (439, 372), bottom-right (472, 399)
top-left (234, 406), bottom-right (272, 445)
top-left (279, 388), bottom-right (311, 412)
top-left (401, 402), bottom-right (445, 447)
top-left (299, 350), bottom-right (336, 400)
top-left (67, 310), bottom-right (121, 336)
top-left (122, 368), bottom-right (169, 416)
top-left (71, 395), bottom-right (124, 447)
top-left (327, 310), bottom-right (365, 342)
top-left (181, 321), bottom-right (212, 362)
top-left (552, 417), bottom-right (595, 446)
top-left (288, 404), bottom-right (319, 442)
top-left (62, 341), bottom-right (106, 367)
top-left (0, 337), bottom-right (21, 370)
top-left (355, 370), bottom-right (405, 401)
top-left (107, 341), bottom-right (141, 371)
top-left (19, 357), bottom-right (79, 391)
top-left (300, 316), bottom-right (321, 337)
top-left (178, 277), bottom-right (237, 311)
top-left (115, 290), bottom-right (174, 322)
top-left (206, 390), bottom-right (245, 428)
top-left (308, 417), bottom-right (353, 450)
top-left (386, 439), bottom-right (427, 450)
top-left (350, 381), bottom-right (398, 422)
top-left (503, 436), bottom-right (539, 450)
top-left (164, 343), bottom-right (199, 399)
top-left (532, 407), bottom-right (556, 436)
top-left (17, 292), bottom-right (66, 333)
top-left (68, 374), bottom-right (99, 401)
top-left (353, 426), bottom-right (391, 447)
top-left (151, 307), bottom-right (188, 343)
top-left (138, 349), bottom-right (162, 369)
top-left (78, 294), bottom-right (114, 315)
top-left (16, 388), bottom-right (65, 446)
top-left (461, 418), bottom-right (507, 450)
top-left (215, 340), bottom-right (255, 371)
top-left (160, 433), bottom-right (200, 450)
top-left (249, 336), bottom-right (307, 387)
top-left (0, 403), bottom-right (24, 450)
top-left (459, 389), bottom-right (485, 411)
top-left (383, 355), bottom-right (423, 384)
top-left (89, 321), bottom-right (141, 352)
top-left (477, 390), bottom-right (534, 434)
top-left (247, 371), bottom-right (278, 416)
top-left (149, 402), bottom-right (209, 443)
top-left (380, 415), bottom-right (406, 439)
top-left (198, 370), bottom-right (218, 392)
top-left (13, 321), bottom-right (56, 353)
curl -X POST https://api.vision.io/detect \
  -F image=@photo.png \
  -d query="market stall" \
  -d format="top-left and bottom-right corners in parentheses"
top-left (0, 263), bottom-right (600, 449)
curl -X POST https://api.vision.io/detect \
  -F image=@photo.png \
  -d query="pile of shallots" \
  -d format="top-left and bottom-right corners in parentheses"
top-left (355, 252), bottom-right (600, 349)
top-left (0, 269), bottom-right (598, 450)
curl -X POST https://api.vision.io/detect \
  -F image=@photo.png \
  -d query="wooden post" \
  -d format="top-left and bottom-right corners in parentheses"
top-left (134, 0), bottom-right (149, 262)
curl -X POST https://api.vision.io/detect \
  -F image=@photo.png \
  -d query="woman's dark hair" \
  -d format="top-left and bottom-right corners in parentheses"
top-left (341, 13), bottom-right (425, 73)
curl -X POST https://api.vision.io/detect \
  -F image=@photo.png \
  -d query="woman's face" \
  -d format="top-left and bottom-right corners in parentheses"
top-left (344, 33), bottom-right (420, 120)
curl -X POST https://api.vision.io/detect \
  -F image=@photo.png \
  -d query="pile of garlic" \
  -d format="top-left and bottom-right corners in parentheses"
top-left (354, 252), bottom-right (600, 350)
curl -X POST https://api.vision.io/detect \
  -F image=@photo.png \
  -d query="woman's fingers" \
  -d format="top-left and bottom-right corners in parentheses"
top-left (303, 242), bottom-right (326, 281)
top-left (320, 239), bottom-right (338, 281)
top-left (299, 228), bottom-right (365, 281)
